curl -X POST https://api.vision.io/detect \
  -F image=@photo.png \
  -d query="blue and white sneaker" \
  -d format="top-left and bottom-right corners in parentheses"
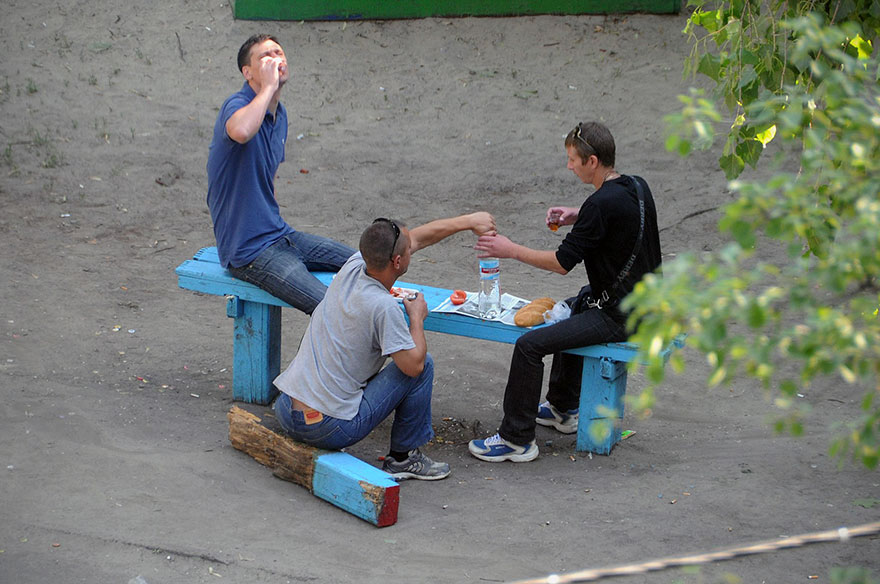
top-left (535, 401), bottom-right (578, 434)
top-left (468, 433), bottom-right (539, 463)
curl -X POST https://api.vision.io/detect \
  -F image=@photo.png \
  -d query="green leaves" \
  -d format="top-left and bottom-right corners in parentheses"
top-left (728, 219), bottom-right (756, 249)
top-left (676, 1), bottom-right (879, 181)
top-left (646, 3), bottom-right (880, 468)
top-left (720, 152), bottom-right (746, 179)
top-left (697, 52), bottom-right (722, 80)
top-left (663, 88), bottom-right (721, 157)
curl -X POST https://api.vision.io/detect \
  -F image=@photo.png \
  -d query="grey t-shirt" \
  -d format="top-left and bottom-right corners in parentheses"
top-left (273, 252), bottom-right (416, 420)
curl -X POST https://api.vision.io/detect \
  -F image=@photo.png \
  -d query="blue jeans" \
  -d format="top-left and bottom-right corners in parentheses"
top-left (228, 231), bottom-right (355, 315)
top-left (498, 291), bottom-right (628, 446)
top-left (273, 355), bottom-right (435, 452)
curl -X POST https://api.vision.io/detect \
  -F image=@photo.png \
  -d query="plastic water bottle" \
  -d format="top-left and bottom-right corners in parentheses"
top-left (478, 257), bottom-right (501, 319)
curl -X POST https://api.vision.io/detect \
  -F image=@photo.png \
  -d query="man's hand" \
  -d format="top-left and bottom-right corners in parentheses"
top-left (402, 292), bottom-right (428, 323)
top-left (466, 212), bottom-right (496, 236)
top-left (474, 234), bottom-right (516, 259)
top-left (546, 206), bottom-right (579, 228)
top-left (257, 56), bottom-right (285, 92)
top-left (476, 234), bottom-right (567, 274)
top-left (226, 55), bottom-right (288, 144)
top-left (409, 212), bottom-right (495, 254)
top-left (392, 292), bottom-right (428, 378)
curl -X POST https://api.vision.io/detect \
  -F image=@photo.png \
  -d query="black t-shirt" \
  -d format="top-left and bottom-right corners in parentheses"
top-left (555, 175), bottom-right (662, 305)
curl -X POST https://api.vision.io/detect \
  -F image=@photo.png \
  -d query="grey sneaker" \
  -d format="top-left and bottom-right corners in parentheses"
top-left (382, 449), bottom-right (451, 481)
top-left (535, 401), bottom-right (578, 434)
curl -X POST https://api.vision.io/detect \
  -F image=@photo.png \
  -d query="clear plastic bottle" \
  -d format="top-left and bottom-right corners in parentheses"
top-left (478, 257), bottom-right (501, 319)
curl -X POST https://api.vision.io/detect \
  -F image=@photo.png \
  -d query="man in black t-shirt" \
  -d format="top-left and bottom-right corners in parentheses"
top-left (469, 121), bottom-right (662, 463)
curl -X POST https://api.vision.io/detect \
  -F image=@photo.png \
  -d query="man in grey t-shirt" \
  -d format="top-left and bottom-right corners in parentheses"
top-left (274, 212), bottom-right (495, 480)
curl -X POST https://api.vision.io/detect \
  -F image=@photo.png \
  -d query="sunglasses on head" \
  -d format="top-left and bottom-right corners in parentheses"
top-left (572, 124), bottom-right (593, 150)
top-left (373, 217), bottom-right (401, 261)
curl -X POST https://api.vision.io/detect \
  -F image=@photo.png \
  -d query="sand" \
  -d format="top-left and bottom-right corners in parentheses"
top-left (1, 1), bottom-right (878, 582)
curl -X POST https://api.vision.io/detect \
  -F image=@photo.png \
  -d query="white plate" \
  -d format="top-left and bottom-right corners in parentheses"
top-left (390, 287), bottom-right (419, 301)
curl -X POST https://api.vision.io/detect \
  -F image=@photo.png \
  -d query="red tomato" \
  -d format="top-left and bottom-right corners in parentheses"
top-left (450, 290), bottom-right (467, 305)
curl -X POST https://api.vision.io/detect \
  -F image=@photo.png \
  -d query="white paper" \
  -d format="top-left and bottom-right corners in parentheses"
top-left (431, 292), bottom-right (529, 325)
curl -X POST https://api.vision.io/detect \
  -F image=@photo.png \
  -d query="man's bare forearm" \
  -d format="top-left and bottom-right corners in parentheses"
top-left (510, 246), bottom-right (568, 275)
top-left (225, 89), bottom-right (275, 144)
top-left (410, 212), bottom-right (494, 253)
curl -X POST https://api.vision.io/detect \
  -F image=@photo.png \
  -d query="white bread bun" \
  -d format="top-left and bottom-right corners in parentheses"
top-left (514, 297), bottom-right (555, 327)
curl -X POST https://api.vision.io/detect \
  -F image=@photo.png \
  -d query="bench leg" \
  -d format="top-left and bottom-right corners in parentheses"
top-left (576, 356), bottom-right (628, 454)
top-left (226, 296), bottom-right (281, 405)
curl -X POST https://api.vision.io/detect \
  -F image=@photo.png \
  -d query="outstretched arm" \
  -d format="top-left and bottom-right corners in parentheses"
top-left (409, 212), bottom-right (496, 254)
top-left (475, 234), bottom-right (568, 275)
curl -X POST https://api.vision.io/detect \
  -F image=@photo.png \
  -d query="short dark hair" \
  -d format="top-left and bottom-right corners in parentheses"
top-left (237, 34), bottom-right (281, 72)
top-left (360, 218), bottom-right (407, 269)
top-left (565, 122), bottom-right (616, 167)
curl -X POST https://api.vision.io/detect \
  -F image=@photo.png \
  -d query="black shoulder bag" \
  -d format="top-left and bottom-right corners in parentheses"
top-left (586, 175), bottom-right (646, 310)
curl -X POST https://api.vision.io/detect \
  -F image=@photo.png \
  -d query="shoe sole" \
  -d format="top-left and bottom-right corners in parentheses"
top-left (468, 444), bottom-right (539, 463)
top-left (535, 416), bottom-right (578, 434)
top-left (386, 470), bottom-right (451, 481)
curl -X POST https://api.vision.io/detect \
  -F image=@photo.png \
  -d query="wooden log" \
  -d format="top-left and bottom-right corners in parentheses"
top-left (227, 406), bottom-right (316, 489)
top-left (226, 406), bottom-right (399, 526)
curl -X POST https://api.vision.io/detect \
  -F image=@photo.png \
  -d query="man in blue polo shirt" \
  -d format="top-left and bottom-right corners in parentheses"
top-left (206, 34), bottom-right (355, 314)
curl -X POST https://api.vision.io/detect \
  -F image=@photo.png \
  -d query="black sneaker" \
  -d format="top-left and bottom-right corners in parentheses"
top-left (382, 449), bottom-right (451, 481)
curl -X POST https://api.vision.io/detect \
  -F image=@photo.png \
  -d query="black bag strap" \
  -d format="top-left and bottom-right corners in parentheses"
top-left (593, 175), bottom-right (645, 309)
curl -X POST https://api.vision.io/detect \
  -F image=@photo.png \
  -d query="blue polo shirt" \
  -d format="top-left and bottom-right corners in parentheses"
top-left (206, 82), bottom-right (294, 268)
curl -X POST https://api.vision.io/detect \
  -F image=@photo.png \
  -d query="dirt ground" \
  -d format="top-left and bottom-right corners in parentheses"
top-left (1, 1), bottom-right (878, 583)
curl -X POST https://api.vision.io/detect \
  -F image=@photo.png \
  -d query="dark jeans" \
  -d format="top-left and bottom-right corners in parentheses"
top-left (228, 231), bottom-right (355, 315)
top-left (498, 291), bottom-right (628, 446)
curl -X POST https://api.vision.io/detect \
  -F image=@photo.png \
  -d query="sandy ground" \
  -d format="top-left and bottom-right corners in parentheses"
top-left (1, 1), bottom-right (878, 583)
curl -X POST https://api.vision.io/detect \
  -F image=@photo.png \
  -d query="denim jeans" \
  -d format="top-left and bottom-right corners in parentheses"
top-left (228, 231), bottom-right (355, 315)
top-left (498, 297), bottom-right (628, 446)
top-left (273, 355), bottom-right (435, 452)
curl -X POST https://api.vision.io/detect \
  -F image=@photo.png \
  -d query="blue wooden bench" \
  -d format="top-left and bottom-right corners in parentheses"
top-left (176, 246), bottom-right (678, 455)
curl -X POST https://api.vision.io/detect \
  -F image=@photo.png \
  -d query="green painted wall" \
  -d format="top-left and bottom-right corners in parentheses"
top-left (231, 0), bottom-right (680, 20)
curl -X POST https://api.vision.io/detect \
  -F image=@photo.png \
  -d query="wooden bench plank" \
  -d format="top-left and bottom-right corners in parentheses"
top-left (313, 453), bottom-right (400, 527)
top-left (177, 253), bottom-right (641, 352)
top-left (227, 406), bottom-right (399, 526)
top-left (176, 257), bottom-right (334, 308)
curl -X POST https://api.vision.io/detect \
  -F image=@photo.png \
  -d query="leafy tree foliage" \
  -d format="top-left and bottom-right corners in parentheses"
top-left (627, 1), bottom-right (880, 468)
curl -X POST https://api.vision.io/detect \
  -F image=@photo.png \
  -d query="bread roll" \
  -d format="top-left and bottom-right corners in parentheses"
top-left (514, 297), bottom-right (555, 327)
